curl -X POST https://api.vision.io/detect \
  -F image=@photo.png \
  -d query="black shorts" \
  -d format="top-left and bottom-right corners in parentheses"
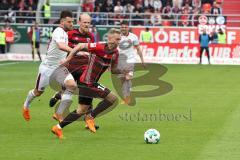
top-left (78, 82), bottom-right (111, 105)
top-left (31, 41), bottom-right (40, 48)
top-left (78, 96), bottom-right (93, 105)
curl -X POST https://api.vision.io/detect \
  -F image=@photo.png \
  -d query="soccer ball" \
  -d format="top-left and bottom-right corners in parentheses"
top-left (144, 129), bottom-right (160, 144)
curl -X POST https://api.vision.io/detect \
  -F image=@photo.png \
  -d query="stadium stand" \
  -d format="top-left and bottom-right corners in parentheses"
top-left (0, 0), bottom-right (239, 27)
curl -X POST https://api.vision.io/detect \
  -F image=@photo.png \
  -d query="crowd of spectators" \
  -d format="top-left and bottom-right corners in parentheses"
top-left (84, 0), bottom-right (223, 26)
top-left (0, 0), bottom-right (223, 26)
top-left (0, 0), bottom-right (38, 23)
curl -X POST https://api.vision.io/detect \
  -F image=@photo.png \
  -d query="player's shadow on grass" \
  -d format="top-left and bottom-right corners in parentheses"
top-left (111, 64), bottom-right (173, 106)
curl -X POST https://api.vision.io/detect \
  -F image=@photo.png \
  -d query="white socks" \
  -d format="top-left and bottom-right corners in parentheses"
top-left (23, 89), bottom-right (36, 109)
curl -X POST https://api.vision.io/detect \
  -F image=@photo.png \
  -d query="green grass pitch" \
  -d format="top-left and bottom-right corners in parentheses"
top-left (0, 61), bottom-right (240, 160)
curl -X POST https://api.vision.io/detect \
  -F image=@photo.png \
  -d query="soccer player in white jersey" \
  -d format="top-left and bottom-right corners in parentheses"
top-left (118, 21), bottom-right (145, 105)
top-left (22, 10), bottom-right (75, 121)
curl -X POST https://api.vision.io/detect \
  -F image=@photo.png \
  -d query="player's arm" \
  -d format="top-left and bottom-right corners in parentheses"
top-left (111, 62), bottom-right (122, 74)
top-left (111, 64), bottom-right (128, 74)
top-left (135, 45), bottom-right (146, 68)
top-left (110, 54), bottom-right (127, 74)
top-left (64, 43), bottom-right (89, 62)
top-left (56, 42), bottom-right (72, 53)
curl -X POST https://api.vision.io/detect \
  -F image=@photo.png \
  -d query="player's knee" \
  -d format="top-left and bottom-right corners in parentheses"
top-left (125, 74), bottom-right (133, 80)
top-left (65, 80), bottom-right (77, 91)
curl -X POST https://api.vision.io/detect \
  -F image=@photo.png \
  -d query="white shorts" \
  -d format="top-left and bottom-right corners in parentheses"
top-left (35, 64), bottom-right (74, 91)
top-left (49, 66), bottom-right (74, 92)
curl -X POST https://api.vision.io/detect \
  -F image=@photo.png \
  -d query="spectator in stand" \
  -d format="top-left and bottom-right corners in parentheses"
top-left (172, 0), bottom-right (183, 9)
top-left (9, 0), bottom-right (20, 10)
top-left (132, 10), bottom-right (144, 25)
top-left (132, 3), bottom-right (144, 25)
top-left (135, 0), bottom-right (144, 6)
top-left (0, 0), bottom-right (10, 22)
top-left (92, 5), bottom-right (102, 25)
top-left (171, 3), bottom-right (181, 26)
top-left (28, 21), bottom-right (42, 61)
top-left (218, 28), bottom-right (226, 44)
top-left (0, 0), bottom-right (9, 11)
top-left (124, 3), bottom-right (135, 13)
top-left (182, 3), bottom-right (193, 14)
top-left (191, 7), bottom-right (200, 26)
top-left (161, 0), bottom-right (172, 7)
top-left (41, 0), bottom-right (51, 24)
top-left (182, 0), bottom-right (192, 6)
top-left (3, 22), bottom-right (14, 52)
top-left (144, 0), bottom-right (154, 11)
top-left (95, 0), bottom-right (105, 8)
top-left (134, 3), bottom-right (144, 13)
top-left (162, 2), bottom-right (172, 19)
top-left (25, 6), bottom-right (36, 23)
top-left (151, 10), bottom-right (162, 26)
top-left (153, 0), bottom-right (162, 11)
top-left (0, 27), bottom-right (6, 54)
top-left (101, 0), bottom-right (114, 24)
top-left (143, 8), bottom-right (152, 25)
top-left (192, 0), bottom-right (201, 9)
top-left (28, 0), bottom-right (37, 10)
top-left (114, 1), bottom-right (124, 13)
top-left (82, 0), bottom-right (94, 12)
top-left (211, 1), bottom-right (222, 15)
top-left (180, 8), bottom-right (190, 26)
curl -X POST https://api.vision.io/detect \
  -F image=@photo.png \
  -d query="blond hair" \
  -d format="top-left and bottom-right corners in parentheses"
top-left (108, 28), bottom-right (121, 35)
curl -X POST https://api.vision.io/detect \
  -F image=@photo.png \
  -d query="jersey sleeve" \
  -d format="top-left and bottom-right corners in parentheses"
top-left (52, 28), bottom-right (67, 43)
top-left (88, 43), bottom-right (107, 57)
top-left (88, 43), bottom-right (98, 52)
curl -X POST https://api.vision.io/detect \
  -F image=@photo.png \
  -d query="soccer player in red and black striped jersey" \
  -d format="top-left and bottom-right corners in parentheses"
top-left (51, 28), bottom-right (123, 138)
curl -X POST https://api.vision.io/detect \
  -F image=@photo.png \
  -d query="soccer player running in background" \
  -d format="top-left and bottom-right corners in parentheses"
top-left (51, 28), bottom-right (123, 139)
top-left (22, 10), bottom-right (75, 121)
top-left (118, 21), bottom-right (145, 105)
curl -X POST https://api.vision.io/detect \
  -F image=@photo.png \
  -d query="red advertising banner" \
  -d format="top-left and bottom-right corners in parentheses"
top-left (132, 27), bottom-right (240, 64)
top-left (137, 43), bottom-right (240, 65)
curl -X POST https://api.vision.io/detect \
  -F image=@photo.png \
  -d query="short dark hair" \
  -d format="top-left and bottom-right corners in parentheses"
top-left (121, 21), bottom-right (129, 26)
top-left (60, 10), bottom-right (73, 20)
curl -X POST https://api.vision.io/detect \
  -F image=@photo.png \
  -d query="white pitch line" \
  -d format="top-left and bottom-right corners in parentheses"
top-left (0, 62), bottom-right (21, 66)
